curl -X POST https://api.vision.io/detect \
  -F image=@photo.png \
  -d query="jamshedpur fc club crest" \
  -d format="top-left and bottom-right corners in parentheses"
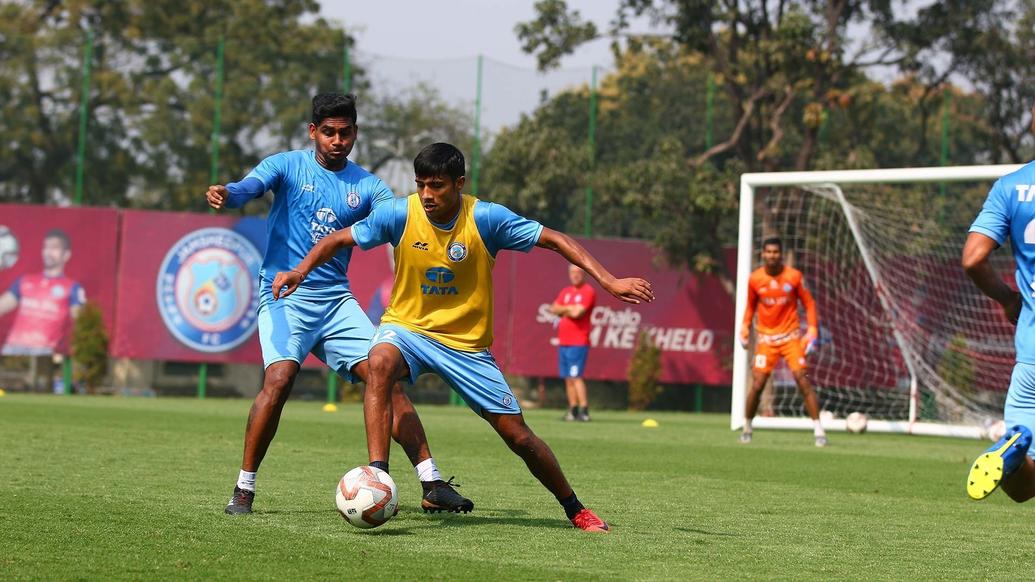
top-left (156, 227), bottom-right (262, 352)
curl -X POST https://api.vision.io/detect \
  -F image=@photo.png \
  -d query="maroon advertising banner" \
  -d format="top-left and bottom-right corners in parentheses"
top-left (0, 205), bottom-right (119, 355)
top-left (112, 210), bottom-right (268, 364)
top-left (493, 239), bottom-right (735, 385)
top-left (3, 204), bottom-right (735, 384)
top-left (111, 209), bottom-right (395, 365)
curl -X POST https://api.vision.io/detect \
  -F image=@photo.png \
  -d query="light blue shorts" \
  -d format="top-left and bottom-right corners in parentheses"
top-left (1005, 362), bottom-right (1035, 435)
top-left (371, 323), bottom-right (521, 416)
top-left (558, 345), bottom-right (589, 378)
top-left (257, 285), bottom-right (374, 382)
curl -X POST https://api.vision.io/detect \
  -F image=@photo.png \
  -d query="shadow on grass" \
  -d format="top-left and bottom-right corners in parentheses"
top-left (414, 509), bottom-right (571, 530)
top-left (675, 527), bottom-right (738, 537)
top-left (346, 527), bottom-right (417, 536)
top-left (251, 509), bottom-right (331, 515)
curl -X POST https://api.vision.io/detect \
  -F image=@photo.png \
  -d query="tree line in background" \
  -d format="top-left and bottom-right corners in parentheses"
top-left (0, 0), bottom-right (473, 211)
top-left (2, 0), bottom-right (1034, 287)
top-left (494, 0), bottom-right (1035, 288)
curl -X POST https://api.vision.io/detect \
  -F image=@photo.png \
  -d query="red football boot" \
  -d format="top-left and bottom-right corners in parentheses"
top-left (570, 508), bottom-right (610, 533)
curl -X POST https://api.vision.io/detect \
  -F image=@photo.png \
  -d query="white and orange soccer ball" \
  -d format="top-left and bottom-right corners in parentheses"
top-left (845, 411), bottom-right (868, 434)
top-left (985, 419), bottom-right (1006, 442)
top-left (335, 466), bottom-right (399, 529)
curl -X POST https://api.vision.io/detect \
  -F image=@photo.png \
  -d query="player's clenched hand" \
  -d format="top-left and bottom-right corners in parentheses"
top-left (1003, 291), bottom-right (1022, 326)
top-left (604, 277), bottom-right (654, 305)
top-left (206, 185), bottom-right (228, 210)
top-left (271, 269), bottom-right (305, 300)
top-left (739, 325), bottom-right (750, 349)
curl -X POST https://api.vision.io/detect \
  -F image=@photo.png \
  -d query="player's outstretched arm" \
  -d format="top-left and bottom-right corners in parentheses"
top-left (962, 231), bottom-right (1021, 324)
top-left (535, 228), bottom-right (654, 305)
top-left (206, 177), bottom-right (267, 211)
top-left (271, 228), bottom-right (359, 299)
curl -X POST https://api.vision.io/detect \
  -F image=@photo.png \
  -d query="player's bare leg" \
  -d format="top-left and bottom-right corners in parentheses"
top-left (241, 360), bottom-right (300, 472)
top-left (564, 377), bottom-right (578, 421)
top-left (1002, 458), bottom-right (1035, 502)
top-left (484, 411), bottom-right (608, 532)
top-left (353, 356), bottom-right (473, 513)
top-left (573, 377), bottom-right (590, 421)
top-left (351, 360), bottom-right (430, 466)
top-left (793, 369), bottom-right (827, 447)
top-left (363, 343), bottom-right (408, 470)
top-left (226, 360), bottom-right (299, 514)
top-left (741, 370), bottom-right (770, 443)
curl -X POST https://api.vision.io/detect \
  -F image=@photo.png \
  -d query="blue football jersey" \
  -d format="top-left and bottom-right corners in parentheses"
top-left (243, 150), bottom-right (394, 292)
top-left (970, 160), bottom-right (1035, 363)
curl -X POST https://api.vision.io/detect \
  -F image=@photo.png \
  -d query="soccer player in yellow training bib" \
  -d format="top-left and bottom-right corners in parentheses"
top-left (272, 143), bottom-right (655, 532)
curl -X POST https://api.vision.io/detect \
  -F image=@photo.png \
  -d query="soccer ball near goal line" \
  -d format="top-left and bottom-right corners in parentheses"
top-left (984, 419), bottom-right (1006, 442)
top-left (335, 466), bottom-right (399, 529)
top-left (846, 412), bottom-right (868, 434)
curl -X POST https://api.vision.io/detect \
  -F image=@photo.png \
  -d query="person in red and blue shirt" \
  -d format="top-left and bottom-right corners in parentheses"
top-left (550, 265), bottom-right (596, 422)
top-left (0, 229), bottom-right (85, 356)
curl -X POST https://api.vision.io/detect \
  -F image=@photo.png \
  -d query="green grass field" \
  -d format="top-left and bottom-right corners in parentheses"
top-left (2, 393), bottom-right (1034, 581)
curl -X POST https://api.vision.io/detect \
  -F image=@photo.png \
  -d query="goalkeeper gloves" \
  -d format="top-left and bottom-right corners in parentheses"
top-left (802, 326), bottom-right (818, 354)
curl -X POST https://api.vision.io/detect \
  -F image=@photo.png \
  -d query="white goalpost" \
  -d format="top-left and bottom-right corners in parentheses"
top-left (732, 164), bottom-right (1024, 439)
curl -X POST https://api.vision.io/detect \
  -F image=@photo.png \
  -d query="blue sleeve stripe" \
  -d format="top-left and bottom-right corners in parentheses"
top-left (473, 200), bottom-right (497, 256)
top-left (969, 225), bottom-right (1006, 246)
top-left (225, 177), bottom-right (266, 209)
top-left (521, 224), bottom-right (544, 252)
top-left (390, 199), bottom-right (408, 247)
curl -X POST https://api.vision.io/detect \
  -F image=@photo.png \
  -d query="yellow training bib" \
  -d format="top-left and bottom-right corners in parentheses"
top-left (380, 194), bottom-right (495, 351)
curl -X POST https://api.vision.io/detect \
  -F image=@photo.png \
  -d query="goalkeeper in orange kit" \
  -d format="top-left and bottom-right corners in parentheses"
top-left (739, 237), bottom-right (826, 447)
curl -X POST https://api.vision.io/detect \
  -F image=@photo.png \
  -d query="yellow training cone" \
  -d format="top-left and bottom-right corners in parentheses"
top-left (641, 418), bottom-right (659, 428)
top-left (0, 388), bottom-right (6, 397)
top-left (322, 403), bottom-right (338, 412)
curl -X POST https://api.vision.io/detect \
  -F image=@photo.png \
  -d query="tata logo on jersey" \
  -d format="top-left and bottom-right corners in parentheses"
top-left (422, 267), bottom-right (458, 295)
top-left (1016, 185), bottom-right (1035, 201)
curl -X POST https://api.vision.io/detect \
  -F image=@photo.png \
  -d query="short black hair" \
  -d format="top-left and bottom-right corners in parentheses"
top-left (44, 228), bottom-right (70, 251)
top-left (762, 237), bottom-right (782, 250)
top-left (414, 143), bottom-right (466, 181)
top-left (311, 93), bottom-right (357, 125)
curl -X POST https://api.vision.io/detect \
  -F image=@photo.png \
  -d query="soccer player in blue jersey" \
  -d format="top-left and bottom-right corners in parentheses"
top-left (963, 105), bottom-right (1035, 501)
top-left (273, 143), bottom-right (655, 532)
top-left (207, 94), bottom-right (472, 515)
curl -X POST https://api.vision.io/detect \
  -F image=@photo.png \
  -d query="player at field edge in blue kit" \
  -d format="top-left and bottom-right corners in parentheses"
top-left (207, 94), bottom-right (472, 515)
top-left (962, 100), bottom-right (1035, 502)
top-left (272, 143), bottom-right (655, 532)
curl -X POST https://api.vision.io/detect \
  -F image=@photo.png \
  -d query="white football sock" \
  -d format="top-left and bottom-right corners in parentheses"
top-left (237, 470), bottom-right (257, 492)
top-left (414, 458), bottom-right (442, 482)
top-left (743, 418), bottom-right (753, 434)
top-left (813, 419), bottom-right (826, 437)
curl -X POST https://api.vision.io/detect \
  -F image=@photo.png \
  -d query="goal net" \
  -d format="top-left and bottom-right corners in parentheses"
top-left (732, 165), bottom-right (1024, 439)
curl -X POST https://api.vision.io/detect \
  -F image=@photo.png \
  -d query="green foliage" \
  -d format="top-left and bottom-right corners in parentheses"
top-left (0, 0), bottom-right (358, 209)
top-left (71, 301), bottom-right (108, 392)
top-left (515, 0), bottom-right (598, 71)
top-left (353, 87), bottom-right (476, 179)
top-left (497, 0), bottom-right (1033, 283)
top-left (627, 330), bottom-right (662, 410)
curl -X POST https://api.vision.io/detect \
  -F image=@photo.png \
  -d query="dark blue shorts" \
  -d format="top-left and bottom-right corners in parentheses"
top-left (558, 345), bottom-right (589, 378)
